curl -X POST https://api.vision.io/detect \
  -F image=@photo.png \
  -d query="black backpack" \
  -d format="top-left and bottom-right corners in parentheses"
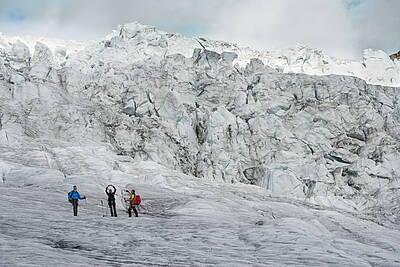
top-left (68, 191), bottom-right (74, 203)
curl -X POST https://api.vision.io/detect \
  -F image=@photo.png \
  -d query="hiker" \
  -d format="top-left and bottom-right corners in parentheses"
top-left (67, 185), bottom-right (86, 216)
top-left (125, 189), bottom-right (140, 217)
top-left (105, 184), bottom-right (117, 217)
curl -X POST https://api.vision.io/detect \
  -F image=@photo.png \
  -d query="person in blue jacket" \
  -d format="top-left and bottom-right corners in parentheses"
top-left (68, 185), bottom-right (86, 216)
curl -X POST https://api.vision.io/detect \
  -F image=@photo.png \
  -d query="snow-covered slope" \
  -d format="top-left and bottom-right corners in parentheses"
top-left (1, 162), bottom-right (400, 266)
top-left (0, 22), bottom-right (399, 265)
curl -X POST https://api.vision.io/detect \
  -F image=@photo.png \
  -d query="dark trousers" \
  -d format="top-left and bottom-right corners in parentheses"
top-left (72, 199), bottom-right (79, 216)
top-left (128, 205), bottom-right (138, 217)
top-left (108, 200), bottom-right (117, 217)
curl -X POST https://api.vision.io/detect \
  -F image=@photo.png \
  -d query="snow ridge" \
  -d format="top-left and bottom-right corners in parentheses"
top-left (1, 22), bottom-right (399, 87)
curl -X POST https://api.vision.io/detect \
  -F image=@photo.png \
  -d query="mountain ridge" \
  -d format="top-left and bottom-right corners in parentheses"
top-left (1, 21), bottom-right (400, 87)
top-left (1, 21), bottom-right (399, 214)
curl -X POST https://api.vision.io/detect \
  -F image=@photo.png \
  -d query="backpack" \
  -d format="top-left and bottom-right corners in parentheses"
top-left (133, 195), bottom-right (141, 205)
top-left (68, 191), bottom-right (76, 203)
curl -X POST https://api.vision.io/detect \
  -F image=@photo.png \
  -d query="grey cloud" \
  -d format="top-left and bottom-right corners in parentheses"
top-left (206, 0), bottom-right (361, 59)
top-left (352, 0), bottom-right (400, 53)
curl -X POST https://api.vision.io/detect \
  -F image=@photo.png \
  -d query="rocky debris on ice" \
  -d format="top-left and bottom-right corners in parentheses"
top-left (390, 50), bottom-right (400, 61)
top-left (0, 22), bottom-right (399, 223)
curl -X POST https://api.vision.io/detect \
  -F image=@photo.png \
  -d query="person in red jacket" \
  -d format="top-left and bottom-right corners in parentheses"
top-left (125, 189), bottom-right (139, 217)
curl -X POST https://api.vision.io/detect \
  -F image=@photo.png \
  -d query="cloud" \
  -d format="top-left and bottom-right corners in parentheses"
top-left (0, 0), bottom-right (399, 59)
top-left (206, 0), bottom-right (360, 59)
top-left (351, 0), bottom-right (400, 53)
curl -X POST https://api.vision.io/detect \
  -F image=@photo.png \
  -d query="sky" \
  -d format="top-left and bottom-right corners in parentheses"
top-left (0, 0), bottom-right (399, 60)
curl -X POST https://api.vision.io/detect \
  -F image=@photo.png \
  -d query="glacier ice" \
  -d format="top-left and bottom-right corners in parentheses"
top-left (0, 22), bottom-right (399, 265)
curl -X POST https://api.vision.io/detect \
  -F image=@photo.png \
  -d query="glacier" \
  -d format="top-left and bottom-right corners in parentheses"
top-left (0, 22), bottom-right (399, 266)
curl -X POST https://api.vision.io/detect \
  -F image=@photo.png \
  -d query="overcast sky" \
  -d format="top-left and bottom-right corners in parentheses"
top-left (0, 0), bottom-right (399, 59)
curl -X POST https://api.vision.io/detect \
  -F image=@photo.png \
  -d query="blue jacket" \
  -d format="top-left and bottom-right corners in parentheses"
top-left (68, 190), bottom-right (85, 200)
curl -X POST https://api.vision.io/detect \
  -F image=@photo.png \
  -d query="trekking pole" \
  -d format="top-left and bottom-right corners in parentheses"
top-left (83, 198), bottom-right (87, 214)
top-left (101, 200), bottom-right (106, 217)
